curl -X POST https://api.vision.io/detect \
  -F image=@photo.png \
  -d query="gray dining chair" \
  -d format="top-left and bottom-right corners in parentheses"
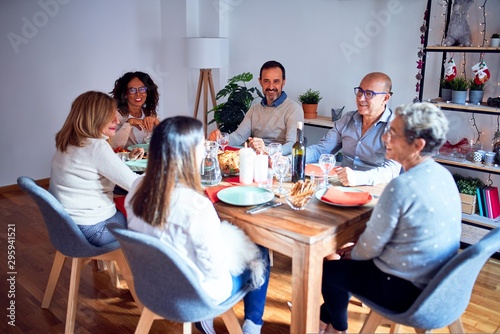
top-left (108, 224), bottom-right (252, 334)
top-left (17, 176), bottom-right (141, 334)
top-left (355, 227), bottom-right (500, 333)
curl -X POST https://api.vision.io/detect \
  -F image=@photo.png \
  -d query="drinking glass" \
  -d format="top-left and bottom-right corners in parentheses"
top-left (272, 156), bottom-right (290, 195)
top-left (319, 154), bottom-right (336, 189)
top-left (267, 143), bottom-right (283, 164)
top-left (217, 132), bottom-right (230, 152)
top-left (143, 130), bottom-right (153, 144)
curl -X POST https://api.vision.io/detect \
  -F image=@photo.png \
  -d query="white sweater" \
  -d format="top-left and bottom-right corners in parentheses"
top-left (126, 178), bottom-right (233, 304)
top-left (49, 138), bottom-right (139, 226)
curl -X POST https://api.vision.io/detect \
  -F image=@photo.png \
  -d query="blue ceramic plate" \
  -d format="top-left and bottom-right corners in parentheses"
top-left (125, 159), bottom-right (148, 173)
top-left (127, 143), bottom-right (149, 153)
top-left (217, 186), bottom-right (274, 206)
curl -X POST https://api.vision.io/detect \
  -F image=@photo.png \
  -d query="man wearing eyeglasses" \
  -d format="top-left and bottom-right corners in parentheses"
top-left (306, 72), bottom-right (401, 186)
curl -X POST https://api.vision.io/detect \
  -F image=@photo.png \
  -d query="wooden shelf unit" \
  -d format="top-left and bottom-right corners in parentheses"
top-left (420, 0), bottom-right (500, 238)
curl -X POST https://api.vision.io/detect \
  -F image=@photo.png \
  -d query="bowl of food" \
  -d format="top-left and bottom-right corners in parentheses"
top-left (286, 179), bottom-right (315, 210)
top-left (218, 150), bottom-right (240, 176)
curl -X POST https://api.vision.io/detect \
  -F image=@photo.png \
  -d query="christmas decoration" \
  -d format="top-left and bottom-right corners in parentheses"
top-left (444, 57), bottom-right (457, 81)
top-left (413, 9), bottom-right (427, 103)
top-left (472, 60), bottom-right (490, 84)
top-left (444, 0), bottom-right (473, 46)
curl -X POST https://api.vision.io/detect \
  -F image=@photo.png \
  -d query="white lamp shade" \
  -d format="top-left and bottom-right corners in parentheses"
top-left (185, 37), bottom-right (228, 69)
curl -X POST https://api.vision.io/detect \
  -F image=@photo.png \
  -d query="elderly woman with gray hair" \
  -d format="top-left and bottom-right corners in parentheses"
top-left (319, 102), bottom-right (462, 334)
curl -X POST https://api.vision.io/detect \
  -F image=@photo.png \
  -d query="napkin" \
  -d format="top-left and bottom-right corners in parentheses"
top-left (114, 196), bottom-right (127, 217)
top-left (305, 164), bottom-right (337, 176)
top-left (225, 176), bottom-right (258, 186)
top-left (205, 185), bottom-right (233, 203)
top-left (321, 187), bottom-right (371, 205)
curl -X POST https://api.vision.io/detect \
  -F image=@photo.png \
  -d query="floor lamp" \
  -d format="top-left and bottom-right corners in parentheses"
top-left (186, 37), bottom-right (229, 135)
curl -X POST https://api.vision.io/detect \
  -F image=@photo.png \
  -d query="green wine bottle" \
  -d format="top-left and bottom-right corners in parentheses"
top-left (292, 122), bottom-right (306, 182)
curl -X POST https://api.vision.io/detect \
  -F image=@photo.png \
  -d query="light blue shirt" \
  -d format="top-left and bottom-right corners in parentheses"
top-left (306, 107), bottom-right (401, 186)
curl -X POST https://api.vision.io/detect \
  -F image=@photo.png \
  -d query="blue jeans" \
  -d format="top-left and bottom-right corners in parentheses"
top-left (78, 210), bottom-right (127, 246)
top-left (229, 246), bottom-right (270, 325)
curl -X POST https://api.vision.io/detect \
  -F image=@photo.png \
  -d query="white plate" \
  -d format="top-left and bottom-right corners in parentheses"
top-left (217, 186), bottom-right (274, 206)
top-left (315, 187), bottom-right (372, 207)
top-left (127, 143), bottom-right (149, 153)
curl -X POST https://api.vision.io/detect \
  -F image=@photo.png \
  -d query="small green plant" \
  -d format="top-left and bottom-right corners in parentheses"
top-left (469, 79), bottom-right (485, 91)
top-left (440, 78), bottom-right (452, 89)
top-left (450, 77), bottom-right (469, 91)
top-left (453, 174), bottom-right (485, 195)
top-left (491, 33), bottom-right (500, 39)
top-left (298, 89), bottom-right (322, 104)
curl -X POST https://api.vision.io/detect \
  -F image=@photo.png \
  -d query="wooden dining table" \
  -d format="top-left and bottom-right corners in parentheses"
top-left (213, 181), bottom-right (385, 334)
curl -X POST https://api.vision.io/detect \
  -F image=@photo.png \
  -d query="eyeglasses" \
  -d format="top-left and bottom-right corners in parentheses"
top-left (354, 87), bottom-right (390, 100)
top-left (384, 125), bottom-right (409, 140)
top-left (127, 86), bottom-right (148, 94)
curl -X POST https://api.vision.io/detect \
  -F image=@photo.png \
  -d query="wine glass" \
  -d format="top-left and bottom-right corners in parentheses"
top-left (217, 132), bottom-right (229, 152)
top-left (272, 156), bottom-right (290, 195)
top-left (319, 154), bottom-right (336, 189)
top-left (267, 143), bottom-right (283, 165)
top-left (143, 130), bottom-right (153, 144)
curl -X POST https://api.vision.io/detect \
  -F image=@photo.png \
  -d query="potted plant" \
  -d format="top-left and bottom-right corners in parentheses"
top-left (208, 72), bottom-right (263, 134)
top-left (491, 33), bottom-right (500, 47)
top-left (440, 78), bottom-right (453, 101)
top-left (453, 174), bottom-right (485, 214)
top-left (468, 79), bottom-right (485, 105)
top-left (298, 88), bottom-right (322, 119)
top-left (450, 77), bottom-right (469, 105)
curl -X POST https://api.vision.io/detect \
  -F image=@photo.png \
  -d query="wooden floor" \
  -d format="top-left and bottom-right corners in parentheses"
top-left (1, 187), bottom-right (500, 334)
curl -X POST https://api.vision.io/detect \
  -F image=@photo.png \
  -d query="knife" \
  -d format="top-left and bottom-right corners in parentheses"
top-left (246, 201), bottom-right (282, 214)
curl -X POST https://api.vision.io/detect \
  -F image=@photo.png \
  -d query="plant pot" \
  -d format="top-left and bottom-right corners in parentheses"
top-left (441, 88), bottom-right (452, 101)
top-left (451, 90), bottom-right (467, 105)
top-left (460, 193), bottom-right (477, 214)
top-left (302, 103), bottom-right (318, 119)
top-left (468, 90), bottom-right (484, 105)
top-left (491, 38), bottom-right (500, 47)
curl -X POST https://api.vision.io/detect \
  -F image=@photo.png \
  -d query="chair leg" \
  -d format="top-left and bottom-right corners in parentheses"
top-left (360, 310), bottom-right (384, 333)
top-left (106, 261), bottom-right (120, 288)
top-left (111, 250), bottom-right (144, 311)
top-left (134, 307), bottom-right (156, 334)
top-left (269, 249), bottom-right (274, 267)
top-left (390, 323), bottom-right (401, 333)
top-left (183, 322), bottom-right (192, 334)
top-left (448, 319), bottom-right (465, 333)
top-left (221, 308), bottom-right (243, 334)
top-left (65, 257), bottom-right (86, 334)
top-left (41, 251), bottom-right (66, 309)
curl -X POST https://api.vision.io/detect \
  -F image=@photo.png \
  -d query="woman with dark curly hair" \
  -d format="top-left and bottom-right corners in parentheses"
top-left (110, 71), bottom-right (161, 148)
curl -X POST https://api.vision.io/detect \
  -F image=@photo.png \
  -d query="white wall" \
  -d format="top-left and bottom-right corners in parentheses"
top-left (1, 0), bottom-right (499, 187)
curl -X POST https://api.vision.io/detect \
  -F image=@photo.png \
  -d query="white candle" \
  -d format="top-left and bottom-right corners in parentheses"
top-left (253, 153), bottom-right (268, 184)
top-left (239, 147), bottom-right (255, 184)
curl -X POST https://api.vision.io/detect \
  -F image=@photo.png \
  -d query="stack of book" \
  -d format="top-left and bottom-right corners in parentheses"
top-left (475, 185), bottom-right (500, 219)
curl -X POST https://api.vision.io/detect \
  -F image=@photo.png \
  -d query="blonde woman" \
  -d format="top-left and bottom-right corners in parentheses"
top-left (49, 91), bottom-right (143, 246)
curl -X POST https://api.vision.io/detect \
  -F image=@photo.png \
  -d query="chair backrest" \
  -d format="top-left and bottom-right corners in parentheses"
top-left (108, 224), bottom-right (250, 323)
top-left (17, 176), bottom-right (119, 258)
top-left (360, 227), bottom-right (500, 330)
